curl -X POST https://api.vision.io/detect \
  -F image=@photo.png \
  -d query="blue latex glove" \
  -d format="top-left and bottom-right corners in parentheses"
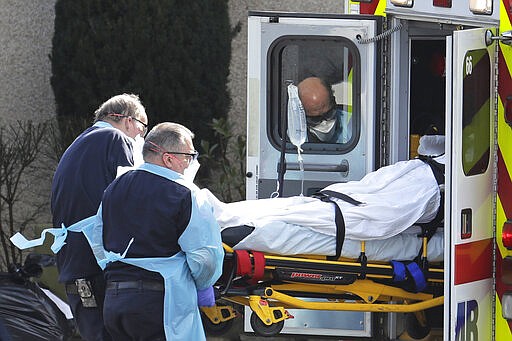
top-left (197, 286), bottom-right (215, 307)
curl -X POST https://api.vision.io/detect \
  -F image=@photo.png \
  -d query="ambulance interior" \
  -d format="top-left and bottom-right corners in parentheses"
top-left (401, 34), bottom-right (448, 336)
top-left (408, 39), bottom-right (446, 153)
top-left (406, 33), bottom-right (447, 160)
top-left (212, 20), bottom-right (454, 339)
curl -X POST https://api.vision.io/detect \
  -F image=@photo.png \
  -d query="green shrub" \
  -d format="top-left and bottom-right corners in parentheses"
top-left (51, 0), bottom-right (232, 145)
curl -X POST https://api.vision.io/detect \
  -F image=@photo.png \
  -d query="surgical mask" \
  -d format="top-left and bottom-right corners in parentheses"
top-left (131, 135), bottom-right (145, 166)
top-left (309, 117), bottom-right (337, 142)
top-left (183, 159), bottom-right (200, 182)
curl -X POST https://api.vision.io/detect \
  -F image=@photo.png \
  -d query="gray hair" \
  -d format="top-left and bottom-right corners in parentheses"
top-left (143, 122), bottom-right (194, 160)
top-left (94, 93), bottom-right (146, 123)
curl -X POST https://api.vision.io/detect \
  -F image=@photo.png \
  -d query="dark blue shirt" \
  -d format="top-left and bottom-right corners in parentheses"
top-left (102, 169), bottom-right (192, 283)
top-left (51, 123), bottom-right (134, 282)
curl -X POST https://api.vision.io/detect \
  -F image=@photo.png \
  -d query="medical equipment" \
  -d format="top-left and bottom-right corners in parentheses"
top-left (203, 223), bottom-right (444, 337)
top-left (286, 84), bottom-right (307, 195)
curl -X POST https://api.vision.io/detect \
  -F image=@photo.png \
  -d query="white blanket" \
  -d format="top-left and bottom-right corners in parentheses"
top-left (225, 224), bottom-right (443, 262)
top-left (200, 136), bottom-right (445, 260)
top-left (204, 158), bottom-right (441, 242)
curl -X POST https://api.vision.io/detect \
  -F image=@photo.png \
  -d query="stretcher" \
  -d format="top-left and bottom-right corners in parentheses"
top-left (203, 224), bottom-right (444, 337)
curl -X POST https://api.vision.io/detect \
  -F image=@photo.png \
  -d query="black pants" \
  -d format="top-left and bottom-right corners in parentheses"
top-left (66, 275), bottom-right (111, 341)
top-left (103, 286), bottom-right (165, 341)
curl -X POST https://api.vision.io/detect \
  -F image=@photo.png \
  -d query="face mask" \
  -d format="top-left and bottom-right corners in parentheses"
top-left (183, 159), bottom-right (200, 182)
top-left (309, 117), bottom-right (337, 142)
top-left (130, 135), bottom-right (145, 166)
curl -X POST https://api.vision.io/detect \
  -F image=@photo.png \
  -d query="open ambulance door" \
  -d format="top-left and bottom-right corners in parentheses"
top-left (246, 12), bottom-right (383, 200)
top-left (446, 27), bottom-right (496, 341)
top-left (245, 12), bottom-right (381, 337)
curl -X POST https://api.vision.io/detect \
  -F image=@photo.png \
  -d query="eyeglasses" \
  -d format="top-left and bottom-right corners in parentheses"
top-left (146, 141), bottom-right (198, 162)
top-left (130, 117), bottom-right (148, 135)
top-left (108, 113), bottom-right (148, 135)
top-left (306, 106), bottom-right (337, 126)
top-left (164, 150), bottom-right (199, 162)
top-left (131, 117), bottom-right (148, 131)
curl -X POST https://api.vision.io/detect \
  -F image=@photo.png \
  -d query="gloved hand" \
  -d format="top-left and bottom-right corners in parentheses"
top-left (197, 286), bottom-right (215, 307)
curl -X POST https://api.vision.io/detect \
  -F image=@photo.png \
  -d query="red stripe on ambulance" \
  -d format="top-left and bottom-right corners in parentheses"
top-left (455, 238), bottom-right (493, 285)
top-left (359, 2), bottom-right (379, 15)
top-left (498, 50), bottom-right (512, 106)
top-left (504, 0), bottom-right (512, 27)
top-left (498, 148), bottom-right (512, 217)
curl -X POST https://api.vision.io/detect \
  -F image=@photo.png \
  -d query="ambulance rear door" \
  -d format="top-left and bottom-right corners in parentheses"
top-left (245, 11), bottom-right (382, 337)
top-left (246, 12), bottom-right (383, 200)
top-left (446, 27), bottom-right (496, 341)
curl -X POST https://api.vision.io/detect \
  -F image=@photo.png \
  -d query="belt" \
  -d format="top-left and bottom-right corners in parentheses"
top-left (106, 280), bottom-right (164, 291)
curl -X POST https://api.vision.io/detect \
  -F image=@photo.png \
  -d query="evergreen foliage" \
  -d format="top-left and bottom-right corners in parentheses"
top-left (51, 0), bottom-right (232, 144)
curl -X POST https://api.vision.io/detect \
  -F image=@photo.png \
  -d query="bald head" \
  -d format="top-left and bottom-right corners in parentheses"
top-left (297, 77), bottom-right (333, 118)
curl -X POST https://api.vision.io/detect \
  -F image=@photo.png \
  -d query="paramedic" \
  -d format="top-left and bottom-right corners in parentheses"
top-left (51, 94), bottom-right (148, 341)
top-left (101, 122), bottom-right (223, 340)
top-left (298, 77), bottom-right (350, 143)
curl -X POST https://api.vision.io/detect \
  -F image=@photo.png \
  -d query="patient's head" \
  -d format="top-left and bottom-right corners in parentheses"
top-left (297, 77), bottom-right (335, 119)
top-left (418, 135), bottom-right (445, 157)
top-left (298, 77), bottom-right (338, 142)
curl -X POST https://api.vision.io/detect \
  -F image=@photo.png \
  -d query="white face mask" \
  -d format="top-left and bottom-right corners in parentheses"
top-left (129, 134), bottom-right (145, 166)
top-left (309, 117), bottom-right (337, 142)
top-left (183, 159), bottom-right (200, 182)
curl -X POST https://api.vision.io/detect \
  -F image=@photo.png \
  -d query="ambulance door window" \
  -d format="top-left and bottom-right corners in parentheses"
top-left (461, 49), bottom-right (490, 176)
top-left (268, 36), bottom-right (360, 154)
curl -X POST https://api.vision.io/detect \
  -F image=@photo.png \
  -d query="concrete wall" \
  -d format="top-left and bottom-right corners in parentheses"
top-left (0, 0), bottom-right (56, 124)
top-left (0, 1), bottom-right (342, 127)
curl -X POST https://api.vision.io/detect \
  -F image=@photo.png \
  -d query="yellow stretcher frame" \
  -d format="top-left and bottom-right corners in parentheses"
top-left (205, 243), bottom-right (444, 336)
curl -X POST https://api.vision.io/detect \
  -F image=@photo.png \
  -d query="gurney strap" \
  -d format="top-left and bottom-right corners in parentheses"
top-left (331, 203), bottom-right (346, 261)
top-left (235, 250), bottom-right (252, 276)
top-left (416, 155), bottom-right (445, 262)
top-left (391, 260), bottom-right (427, 293)
top-left (311, 192), bottom-right (346, 261)
top-left (251, 251), bottom-right (265, 285)
top-left (234, 250), bottom-right (266, 285)
top-left (319, 190), bottom-right (364, 206)
top-left (391, 260), bottom-right (407, 282)
top-left (312, 191), bottom-right (348, 260)
top-left (406, 262), bottom-right (427, 292)
top-left (417, 155), bottom-right (445, 187)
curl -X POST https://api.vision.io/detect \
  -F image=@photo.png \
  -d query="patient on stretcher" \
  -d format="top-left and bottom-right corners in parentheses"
top-left (202, 135), bottom-right (445, 261)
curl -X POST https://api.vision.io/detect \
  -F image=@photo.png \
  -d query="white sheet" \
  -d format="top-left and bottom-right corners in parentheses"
top-left (203, 158), bottom-right (441, 241)
top-left (227, 224), bottom-right (443, 262)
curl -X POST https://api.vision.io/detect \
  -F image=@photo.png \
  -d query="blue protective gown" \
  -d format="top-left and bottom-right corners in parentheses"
top-left (306, 108), bottom-right (352, 144)
top-left (12, 163), bottom-right (224, 341)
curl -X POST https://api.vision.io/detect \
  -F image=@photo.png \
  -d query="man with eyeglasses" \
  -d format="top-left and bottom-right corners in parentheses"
top-left (298, 77), bottom-right (350, 144)
top-left (99, 122), bottom-right (223, 340)
top-left (51, 93), bottom-right (148, 341)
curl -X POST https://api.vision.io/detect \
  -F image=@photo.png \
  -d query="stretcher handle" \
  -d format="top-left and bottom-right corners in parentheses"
top-left (278, 160), bottom-right (348, 173)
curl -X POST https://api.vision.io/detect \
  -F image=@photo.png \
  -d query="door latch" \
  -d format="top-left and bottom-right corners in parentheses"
top-left (485, 30), bottom-right (512, 46)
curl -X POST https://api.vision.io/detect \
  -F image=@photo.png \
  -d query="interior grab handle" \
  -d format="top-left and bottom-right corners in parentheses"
top-left (278, 160), bottom-right (349, 174)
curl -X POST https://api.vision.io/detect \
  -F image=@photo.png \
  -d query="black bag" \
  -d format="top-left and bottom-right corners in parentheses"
top-left (0, 254), bottom-right (74, 341)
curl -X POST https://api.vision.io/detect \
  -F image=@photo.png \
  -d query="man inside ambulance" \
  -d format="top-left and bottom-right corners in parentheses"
top-left (298, 77), bottom-right (351, 144)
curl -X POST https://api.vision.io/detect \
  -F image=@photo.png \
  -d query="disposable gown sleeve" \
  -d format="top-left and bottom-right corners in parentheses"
top-left (179, 190), bottom-right (224, 290)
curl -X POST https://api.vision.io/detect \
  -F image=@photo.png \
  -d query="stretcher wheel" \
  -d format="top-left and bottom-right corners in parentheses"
top-left (201, 312), bottom-right (234, 336)
top-left (406, 312), bottom-right (431, 340)
top-left (250, 312), bottom-right (284, 337)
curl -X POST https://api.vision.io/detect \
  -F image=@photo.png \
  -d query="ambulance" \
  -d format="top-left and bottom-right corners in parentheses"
top-left (240, 0), bottom-right (512, 339)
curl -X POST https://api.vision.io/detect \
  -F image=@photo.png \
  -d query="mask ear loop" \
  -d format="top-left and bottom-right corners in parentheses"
top-left (147, 141), bottom-right (165, 153)
top-left (147, 141), bottom-right (172, 166)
